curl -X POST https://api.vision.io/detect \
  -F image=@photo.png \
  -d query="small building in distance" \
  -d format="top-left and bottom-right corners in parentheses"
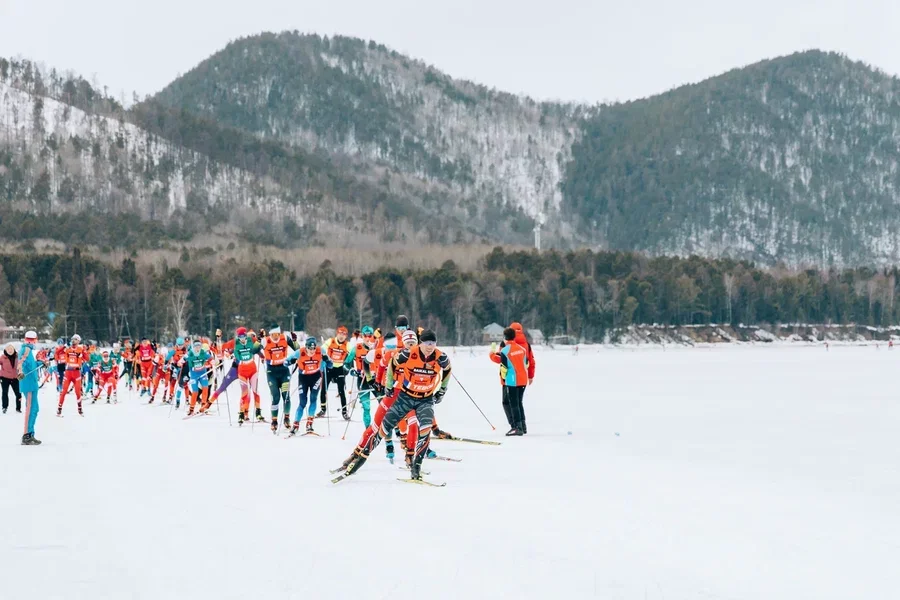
top-left (0, 317), bottom-right (27, 343)
top-left (527, 329), bottom-right (544, 346)
top-left (481, 323), bottom-right (505, 344)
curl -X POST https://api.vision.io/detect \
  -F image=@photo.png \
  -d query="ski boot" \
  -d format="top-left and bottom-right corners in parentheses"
top-left (341, 407), bottom-right (350, 421)
top-left (255, 408), bottom-right (265, 422)
top-left (409, 457), bottom-right (424, 481)
top-left (270, 418), bottom-right (278, 433)
top-left (77, 404), bottom-right (84, 417)
top-left (56, 406), bottom-right (62, 417)
top-left (283, 414), bottom-right (291, 430)
top-left (315, 406), bottom-right (327, 418)
top-left (21, 433), bottom-right (42, 446)
top-left (344, 450), bottom-right (369, 476)
top-left (404, 450), bottom-right (413, 468)
top-left (238, 411), bottom-right (246, 425)
top-left (305, 418), bottom-right (315, 434)
top-left (186, 406), bottom-right (195, 417)
top-left (385, 440), bottom-right (395, 463)
top-left (426, 449), bottom-right (438, 459)
top-left (340, 453), bottom-right (356, 470)
top-left (1, 408), bottom-right (5, 414)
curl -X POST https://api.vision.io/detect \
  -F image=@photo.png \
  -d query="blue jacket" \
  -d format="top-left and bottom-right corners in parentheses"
top-left (18, 343), bottom-right (40, 394)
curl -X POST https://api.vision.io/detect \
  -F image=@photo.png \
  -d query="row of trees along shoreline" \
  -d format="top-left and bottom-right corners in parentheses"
top-left (1, 246), bottom-right (898, 344)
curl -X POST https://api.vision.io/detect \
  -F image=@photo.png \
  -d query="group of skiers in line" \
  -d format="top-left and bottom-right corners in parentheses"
top-left (9, 315), bottom-right (537, 484)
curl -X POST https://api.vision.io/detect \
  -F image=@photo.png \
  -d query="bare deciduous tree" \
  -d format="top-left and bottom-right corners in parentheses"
top-left (170, 288), bottom-right (191, 337)
top-left (306, 294), bottom-right (337, 338)
top-left (404, 276), bottom-right (419, 325)
top-left (353, 279), bottom-right (373, 329)
top-left (724, 273), bottom-right (735, 324)
top-left (452, 281), bottom-right (481, 345)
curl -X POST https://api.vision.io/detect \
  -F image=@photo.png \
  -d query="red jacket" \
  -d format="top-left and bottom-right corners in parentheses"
top-left (514, 331), bottom-right (535, 380)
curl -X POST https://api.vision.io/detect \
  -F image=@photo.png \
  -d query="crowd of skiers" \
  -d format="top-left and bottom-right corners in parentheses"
top-left (7, 315), bottom-right (536, 482)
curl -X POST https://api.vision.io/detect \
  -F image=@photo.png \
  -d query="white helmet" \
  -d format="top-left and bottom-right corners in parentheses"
top-left (71, 334), bottom-right (82, 344)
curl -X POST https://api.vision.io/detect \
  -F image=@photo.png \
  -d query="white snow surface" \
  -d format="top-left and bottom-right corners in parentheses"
top-left (2, 345), bottom-right (898, 599)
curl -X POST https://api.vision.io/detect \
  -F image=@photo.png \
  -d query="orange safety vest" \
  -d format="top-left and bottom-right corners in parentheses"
top-left (264, 337), bottom-right (289, 366)
top-left (326, 339), bottom-right (350, 364)
top-left (400, 346), bottom-right (444, 398)
top-left (354, 342), bottom-right (370, 371)
top-left (299, 347), bottom-right (323, 375)
top-left (65, 345), bottom-right (87, 369)
top-left (170, 347), bottom-right (185, 367)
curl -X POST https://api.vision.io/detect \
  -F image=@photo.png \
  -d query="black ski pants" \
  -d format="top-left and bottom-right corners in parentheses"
top-left (502, 385), bottom-right (526, 430)
top-left (1, 377), bottom-right (21, 411)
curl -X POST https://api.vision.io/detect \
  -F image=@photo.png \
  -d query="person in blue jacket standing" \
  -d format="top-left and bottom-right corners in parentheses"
top-left (18, 330), bottom-right (42, 445)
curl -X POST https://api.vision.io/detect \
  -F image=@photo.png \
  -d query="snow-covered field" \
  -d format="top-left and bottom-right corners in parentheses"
top-left (2, 345), bottom-right (898, 599)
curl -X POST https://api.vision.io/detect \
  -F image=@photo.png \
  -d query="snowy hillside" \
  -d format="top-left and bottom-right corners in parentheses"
top-left (153, 33), bottom-right (582, 224)
top-left (0, 80), bottom-right (319, 230)
top-left (8, 45), bottom-right (900, 262)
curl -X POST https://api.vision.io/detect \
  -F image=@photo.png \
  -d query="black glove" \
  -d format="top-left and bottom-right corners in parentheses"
top-left (434, 388), bottom-right (446, 404)
top-left (373, 382), bottom-right (384, 396)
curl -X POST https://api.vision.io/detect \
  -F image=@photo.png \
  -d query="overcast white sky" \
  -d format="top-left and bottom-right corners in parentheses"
top-left (1, 0), bottom-right (898, 104)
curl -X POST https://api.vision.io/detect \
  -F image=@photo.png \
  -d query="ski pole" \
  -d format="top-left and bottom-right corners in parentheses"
top-left (451, 372), bottom-right (496, 430)
top-left (341, 386), bottom-right (360, 441)
top-left (17, 364), bottom-right (45, 380)
top-left (168, 389), bottom-right (176, 418)
top-left (322, 366), bottom-right (331, 437)
top-left (224, 387), bottom-right (232, 427)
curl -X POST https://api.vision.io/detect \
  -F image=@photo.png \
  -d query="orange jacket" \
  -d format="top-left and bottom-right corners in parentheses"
top-left (263, 337), bottom-right (290, 366)
top-left (63, 345), bottom-right (89, 369)
top-left (297, 347), bottom-right (323, 375)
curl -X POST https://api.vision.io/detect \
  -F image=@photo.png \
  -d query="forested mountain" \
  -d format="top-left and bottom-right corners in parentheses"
top-left (564, 51), bottom-right (900, 266)
top-left (4, 38), bottom-right (900, 266)
top-left (152, 33), bottom-right (581, 239)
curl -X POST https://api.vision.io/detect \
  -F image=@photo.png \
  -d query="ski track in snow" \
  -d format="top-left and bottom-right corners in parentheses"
top-left (1, 346), bottom-right (898, 599)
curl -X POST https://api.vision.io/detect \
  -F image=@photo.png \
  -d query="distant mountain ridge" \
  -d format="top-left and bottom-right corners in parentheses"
top-left (5, 39), bottom-right (900, 265)
top-left (151, 33), bottom-right (582, 240)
